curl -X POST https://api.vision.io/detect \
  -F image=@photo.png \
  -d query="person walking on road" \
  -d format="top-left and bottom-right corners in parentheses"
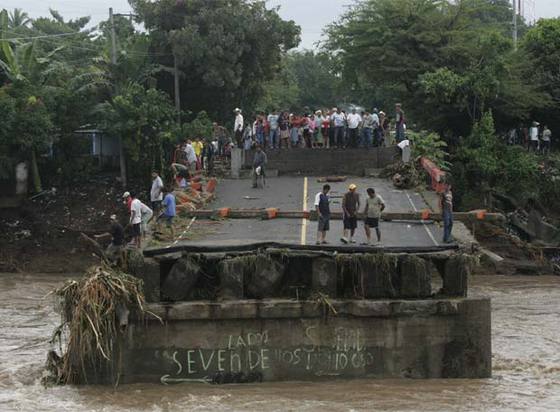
top-left (363, 188), bottom-right (385, 245)
top-left (157, 187), bottom-right (176, 239)
top-left (441, 185), bottom-right (454, 243)
top-left (252, 144), bottom-right (267, 188)
top-left (314, 184), bottom-right (331, 245)
top-left (341, 184), bottom-right (360, 244)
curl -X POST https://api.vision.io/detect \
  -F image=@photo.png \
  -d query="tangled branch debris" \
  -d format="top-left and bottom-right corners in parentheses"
top-left (379, 161), bottom-right (421, 189)
top-left (45, 265), bottom-right (154, 385)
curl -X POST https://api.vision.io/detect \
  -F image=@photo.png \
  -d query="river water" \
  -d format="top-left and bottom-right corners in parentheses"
top-left (0, 273), bottom-right (559, 412)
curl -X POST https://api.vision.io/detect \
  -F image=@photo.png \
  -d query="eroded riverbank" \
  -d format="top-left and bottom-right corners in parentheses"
top-left (0, 273), bottom-right (559, 411)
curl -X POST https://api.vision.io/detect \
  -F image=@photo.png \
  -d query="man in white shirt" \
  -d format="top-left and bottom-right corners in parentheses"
top-left (331, 108), bottom-right (346, 148)
top-left (184, 140), bottom-right (197, 173)
top-left (129, 192), bottom-right (143, 248)
top-left (530, 121), bottom-right (539, 152)
top-left (150, 170), bottom-right (164, 214)
top-left (372, 108), bottom-right (381, 146)
top-left (346, 108), bottom-right (362, 148)
top-left (234, 108), bottom-right (244, 148)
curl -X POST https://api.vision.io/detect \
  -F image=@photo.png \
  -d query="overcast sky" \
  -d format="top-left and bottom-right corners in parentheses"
top-left (3, 0), bottom-right (560, 49)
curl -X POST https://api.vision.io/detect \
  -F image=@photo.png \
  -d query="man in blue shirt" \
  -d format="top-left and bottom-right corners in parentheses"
top-left (158, 186), bottom-right (176, 238)
top-left (314, 184), bottom-right (331, 245)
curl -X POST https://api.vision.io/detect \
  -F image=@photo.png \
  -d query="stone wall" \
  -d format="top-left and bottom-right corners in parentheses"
top-left (121, 298), bottom-right (491, 383)
top-left (243, 147), bottom-right (399, 175)
top-left (130, 251), bottom-right (470, 303)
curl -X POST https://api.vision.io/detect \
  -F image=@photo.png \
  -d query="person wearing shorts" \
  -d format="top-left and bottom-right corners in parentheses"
top-left (363, 188), bottom-right (385, 245)
top-left (314, 184), bottom-right (331, 245)
top-left (341, 184), bottom-right (360, 244)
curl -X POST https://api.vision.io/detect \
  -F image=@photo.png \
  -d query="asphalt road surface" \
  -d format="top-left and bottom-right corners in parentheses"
top-left (174, 176), bottom-right (444, 249)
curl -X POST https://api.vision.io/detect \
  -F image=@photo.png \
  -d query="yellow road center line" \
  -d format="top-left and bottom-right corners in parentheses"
top-left (300, 176), bottom-right (308, 245)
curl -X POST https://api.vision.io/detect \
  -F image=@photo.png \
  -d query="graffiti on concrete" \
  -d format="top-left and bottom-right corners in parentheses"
top-left (160, 326), bottom-right (374, 382)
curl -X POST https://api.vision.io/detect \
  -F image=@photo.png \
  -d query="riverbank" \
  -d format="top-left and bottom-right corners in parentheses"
top-left (1, 272), bottom-right (558, 411)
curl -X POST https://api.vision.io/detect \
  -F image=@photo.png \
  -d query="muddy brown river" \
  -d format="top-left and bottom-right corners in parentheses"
top-left (0, 273), bottom-right (559, 411)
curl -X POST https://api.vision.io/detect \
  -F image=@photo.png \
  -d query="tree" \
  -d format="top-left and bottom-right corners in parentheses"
top-left (8, 8), bottom-right (31, 29)
top-left (324, 0), bottom-right (547, 137)
top-left (522, 18), bottom-right (560, 133)
top-left (129, 0), bottom-right (301, 120)
top-left (96, 83), bottom-right (177, 179)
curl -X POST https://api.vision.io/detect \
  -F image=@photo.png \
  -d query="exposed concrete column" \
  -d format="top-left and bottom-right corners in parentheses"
top-left (15, 162), bottom-right (29, 195)
top-left (231, 148), bottom-right (243, 179)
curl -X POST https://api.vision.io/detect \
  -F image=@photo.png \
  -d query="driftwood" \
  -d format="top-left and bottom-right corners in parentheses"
top-left (79, 233), bottom-right (109, 262)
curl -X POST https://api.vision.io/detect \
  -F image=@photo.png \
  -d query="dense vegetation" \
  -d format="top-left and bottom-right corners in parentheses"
top-left (324, 0), bottom-right (560, 213)
top-left (1, 0), bottom-right (559, 214)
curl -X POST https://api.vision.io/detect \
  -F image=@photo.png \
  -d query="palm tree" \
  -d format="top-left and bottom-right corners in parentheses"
top-left (8, 8), bottom-right (31, 29)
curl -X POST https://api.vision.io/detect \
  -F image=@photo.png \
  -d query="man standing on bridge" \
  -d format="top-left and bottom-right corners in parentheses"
top-left (341, 184), bottom-right (360, 244)
top-left (441, 185), bottom-right (454, 243)
top-left (314, 184), bottom-right (331, 245)
top-left (363, 188), bottom-right (385, 245)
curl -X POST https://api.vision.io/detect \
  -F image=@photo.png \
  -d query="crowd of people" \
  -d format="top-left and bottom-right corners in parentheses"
top-left (506, 122), bottom-right (553, 154)
top-left (230, 104), bottom-right (407, 152)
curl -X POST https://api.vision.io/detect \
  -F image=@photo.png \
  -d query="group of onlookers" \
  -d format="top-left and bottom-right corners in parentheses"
top-left (230, 104), bottom-right (406, 151)
top-left (507, 122), bottom-right (553, 154)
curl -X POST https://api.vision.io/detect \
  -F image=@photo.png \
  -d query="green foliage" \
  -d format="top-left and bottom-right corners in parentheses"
top-left (181, 111), bottom-right (213, 141)
top-left (129, 0), bottom-right (301, 119)
top-left (324, 0), bottom-right (547, 136)
top-left (408, 130), bottom-right (450, 170)
top-left (97, 83), bottom-right (176, 176)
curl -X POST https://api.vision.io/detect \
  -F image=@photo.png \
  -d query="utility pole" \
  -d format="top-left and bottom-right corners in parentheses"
top-left (513, 0), bottom-right (518, 50)
top-left (109, 7), bottom-right (127, 188)
top-left (173, 51), bottom-right (181, 125)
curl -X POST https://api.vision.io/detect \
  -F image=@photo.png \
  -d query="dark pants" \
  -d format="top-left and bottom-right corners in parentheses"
top-left (234, 130), bottom-right (243, 148)
top-left (348, 128), bottom-right (359, 148)
top-left (443, 209), bottom-right (453, 242)
top-left (334, 126), bottom-right (344, 147)
top-left (396, 124), bottom-right (405, 142)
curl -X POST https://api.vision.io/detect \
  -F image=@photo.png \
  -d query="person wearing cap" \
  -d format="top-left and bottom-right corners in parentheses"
top-left (122, 191), bottom-right (132, 212)
top-left (363, 188), bottom-right (385, 245)
top-left (395, 103), bottom-right (406, 143)
top-left (94, 214), bottom-right (125, 264)
top-left (129, 192), bottom-right (143, 248)
top-left (234, 108), bottom-right (244, 148)
top-left (341, 184), bottom-right (360, 244)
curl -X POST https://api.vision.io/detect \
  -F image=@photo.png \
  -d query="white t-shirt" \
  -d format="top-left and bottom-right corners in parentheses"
top-left (150, 176), bottom-right (164, 202)
top-left (530, 127), bottom-right (539, 141)
top-left (347, 113), bottom-right (362, 129)
top-left (332, 112), bottom-right (345, 127)
top-left (234, 113), bottom-right (244, 132)
top-left (184, 144), bottom-right (197, 164)
top-left (130, 199), bottom-right (142, 224)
